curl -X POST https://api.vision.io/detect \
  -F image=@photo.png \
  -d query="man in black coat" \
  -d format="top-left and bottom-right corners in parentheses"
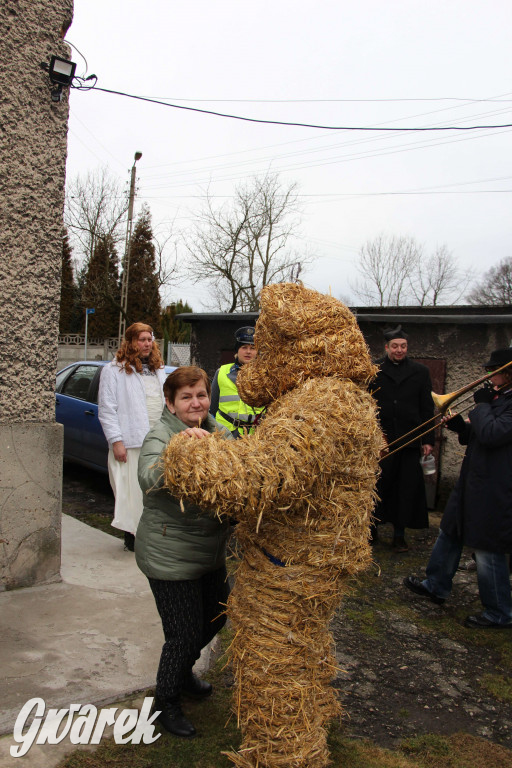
top-left (405, 347), bottom-right (512, 629)
top-left (370, 325), bottom-right (434, 552)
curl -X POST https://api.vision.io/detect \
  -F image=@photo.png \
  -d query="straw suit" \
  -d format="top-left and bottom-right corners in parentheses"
top-left (160, 283), bottom-right (382, 768)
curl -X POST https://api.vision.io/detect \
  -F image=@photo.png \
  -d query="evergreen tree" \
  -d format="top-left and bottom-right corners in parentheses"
top-left (125, 206), bottom-right (162, 333)
top-left (81, 234), bottom-right (120, 338)
top-left (161, 300), bottom-right (193, 358)
top-left (59, 228), bottom-right (77, 334)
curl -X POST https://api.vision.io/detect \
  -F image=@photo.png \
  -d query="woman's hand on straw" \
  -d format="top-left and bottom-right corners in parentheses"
top-left (181, 427), bottom-right (211, 440)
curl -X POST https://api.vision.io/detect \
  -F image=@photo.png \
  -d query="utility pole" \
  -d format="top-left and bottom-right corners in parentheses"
top-left (84, 307), bottom-right (95, 359)
top-left (118, 151), bottom-right (142, 347)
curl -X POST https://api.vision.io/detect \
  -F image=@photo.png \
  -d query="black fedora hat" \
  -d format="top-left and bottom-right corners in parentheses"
top-left (484, 347), bottom-right (512, 370)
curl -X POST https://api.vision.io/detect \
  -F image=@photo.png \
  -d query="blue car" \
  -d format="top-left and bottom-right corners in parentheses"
top-left (55, 361), bottom-right (176, 473)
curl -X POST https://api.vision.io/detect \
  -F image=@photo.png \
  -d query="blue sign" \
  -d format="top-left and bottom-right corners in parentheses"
top-left (86, 308), bottom-right (95, 315)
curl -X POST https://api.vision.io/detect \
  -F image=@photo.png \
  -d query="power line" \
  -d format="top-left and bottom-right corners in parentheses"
top-left (130, 95), bottom-right (512, 104)
top-left (132, 126), bottom-right (510, 193)
top-left (137, 125), bottom-right (511, 191)
top-left (119, 90), bottom-right (512, 172)
top-left (69, 84), bottom-right (511, 182)
top-left (139, 190), bottom-right (512, 201)
top-left (79, 85), bottom-right (512, 132)
top-left (69, 107), bottom-right (127, 172)
top-left (139, 103), bottom-right (512, 184)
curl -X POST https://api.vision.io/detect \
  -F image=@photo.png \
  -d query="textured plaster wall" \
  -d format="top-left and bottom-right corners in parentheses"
top-left (0, 0), bottom-right (73, 589)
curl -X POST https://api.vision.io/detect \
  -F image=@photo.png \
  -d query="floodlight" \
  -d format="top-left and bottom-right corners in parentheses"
top-left (48, 56), bottom-right (76, 86)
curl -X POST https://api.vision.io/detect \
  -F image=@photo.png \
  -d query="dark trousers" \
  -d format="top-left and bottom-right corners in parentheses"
top-left (148, 566), bottom-right (229, 701)
top-left (375, 447), bottom-right (428, 530)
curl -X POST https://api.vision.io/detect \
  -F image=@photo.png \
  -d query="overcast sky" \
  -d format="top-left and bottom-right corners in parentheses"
top-left (64, 0), bottom-right (512, 310)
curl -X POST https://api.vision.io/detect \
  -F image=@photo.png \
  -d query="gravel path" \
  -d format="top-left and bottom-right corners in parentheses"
top-left (332, 523), bottom-right (512, 750)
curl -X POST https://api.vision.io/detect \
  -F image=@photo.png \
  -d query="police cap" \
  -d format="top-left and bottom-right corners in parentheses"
top-left (235, 326), bottom-right (256, 345)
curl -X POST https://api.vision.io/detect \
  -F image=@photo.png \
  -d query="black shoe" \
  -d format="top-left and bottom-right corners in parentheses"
top-left (123, 532), bottom-right (135, 552)
top-left (464, 613), bottom-right (512, 629)
top-left (153, 698), bottom-right (196, 737)
top-left (181, 673), bottom-right (213, 699)
top-left (393, 536), bottom-right (409, 553)
top-left (403, 575), bottom-right (445, 605)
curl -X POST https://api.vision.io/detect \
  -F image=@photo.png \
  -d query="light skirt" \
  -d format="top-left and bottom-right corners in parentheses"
top-left (108, 447), bottom-right (143, 535)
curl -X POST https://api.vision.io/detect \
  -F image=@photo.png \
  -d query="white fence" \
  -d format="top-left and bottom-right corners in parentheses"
top-left (166, 343), bottom-right (191, 367)
top-left (57, 336), bottom-right (190, 369)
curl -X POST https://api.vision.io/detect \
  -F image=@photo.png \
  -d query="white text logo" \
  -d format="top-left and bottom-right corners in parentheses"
top-left (11, 697), bottom-right (161, 757)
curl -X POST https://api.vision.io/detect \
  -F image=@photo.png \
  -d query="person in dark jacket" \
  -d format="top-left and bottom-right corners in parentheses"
top-left (404, 347), bottom-right (512, 629)
top-left (136, 366), bottom-right (233, 737)
top-left (369, 325), bottom-right (435, 551)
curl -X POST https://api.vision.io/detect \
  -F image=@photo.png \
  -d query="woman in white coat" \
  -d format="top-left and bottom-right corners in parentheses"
top-left (99, 322), bottom-right (166, 550)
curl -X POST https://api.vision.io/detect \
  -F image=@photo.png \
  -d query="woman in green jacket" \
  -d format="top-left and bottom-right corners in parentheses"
top-left (136, 366), bottom-right (232, 738)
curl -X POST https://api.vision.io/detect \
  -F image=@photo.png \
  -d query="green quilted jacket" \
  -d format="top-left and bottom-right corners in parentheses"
top-left (135, 407), bottom-right (232, 581)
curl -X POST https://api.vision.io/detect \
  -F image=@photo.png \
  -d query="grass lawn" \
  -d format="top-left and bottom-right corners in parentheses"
top-left (56, 627), bottom-right (512, 768)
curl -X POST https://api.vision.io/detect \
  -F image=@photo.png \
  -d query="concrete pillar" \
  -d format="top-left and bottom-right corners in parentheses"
top-left (0, 0), bottom-right (73, 589)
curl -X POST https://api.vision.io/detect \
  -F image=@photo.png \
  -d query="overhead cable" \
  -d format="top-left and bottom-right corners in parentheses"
top-left (74, 83), bottom-right (512, 132)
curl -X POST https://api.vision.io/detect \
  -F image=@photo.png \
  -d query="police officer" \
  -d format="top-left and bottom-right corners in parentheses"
top-left (210, 327), bottom-right (264, 437)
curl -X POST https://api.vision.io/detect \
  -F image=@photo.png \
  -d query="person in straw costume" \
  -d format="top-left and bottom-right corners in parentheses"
top-left (160, 282), bottom-right (382, 768)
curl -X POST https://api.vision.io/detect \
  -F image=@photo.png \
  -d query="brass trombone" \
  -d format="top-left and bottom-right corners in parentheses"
top-left (380, 359), bottom-right (512, 460)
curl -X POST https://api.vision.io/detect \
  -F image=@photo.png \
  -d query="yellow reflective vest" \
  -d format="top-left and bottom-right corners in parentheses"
top-left (215, 363), bottom-right (264, 437)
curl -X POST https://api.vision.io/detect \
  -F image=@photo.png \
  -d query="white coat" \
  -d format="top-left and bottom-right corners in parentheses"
top-left (98, 361), bottom-right (167, 448)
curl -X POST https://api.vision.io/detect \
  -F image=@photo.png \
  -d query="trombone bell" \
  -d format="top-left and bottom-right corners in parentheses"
top-left (431, 359), bottom-right (512, 413)
top-left (431, 391), bottom-right (458, 413)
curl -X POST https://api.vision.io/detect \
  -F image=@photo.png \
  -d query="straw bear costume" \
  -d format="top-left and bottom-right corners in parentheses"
top-left (161, 283), bottom-right (382, 768)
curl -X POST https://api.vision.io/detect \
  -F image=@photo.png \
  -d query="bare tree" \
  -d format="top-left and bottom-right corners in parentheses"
top-left (186, 174), bottom-right (307, 312)
top-left (409, 245), bottom-right (474, 306)
top-left (467, 256), bottom-right (512, 305)
top-left (351, 235), bottom-right (420, 306)
top-left (351, 234), bottom-right (472, 306)
top-left (154, 230), bottom-right (182, 307)
top-left (65, 167), bottom-right (128, 267)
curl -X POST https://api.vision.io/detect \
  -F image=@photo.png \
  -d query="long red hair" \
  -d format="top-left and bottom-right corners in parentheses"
top-left (115, 322), bottom-right (164, 374)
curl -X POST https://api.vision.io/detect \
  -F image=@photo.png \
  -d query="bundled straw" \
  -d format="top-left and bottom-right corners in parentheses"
top-left (162, 283), bottom-right (381, 768)
top-left (237, 282), bottom-right (377, 407)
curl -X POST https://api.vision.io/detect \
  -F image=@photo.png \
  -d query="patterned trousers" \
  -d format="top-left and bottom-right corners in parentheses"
top-left (148, 565), bottom-right (229, 701)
